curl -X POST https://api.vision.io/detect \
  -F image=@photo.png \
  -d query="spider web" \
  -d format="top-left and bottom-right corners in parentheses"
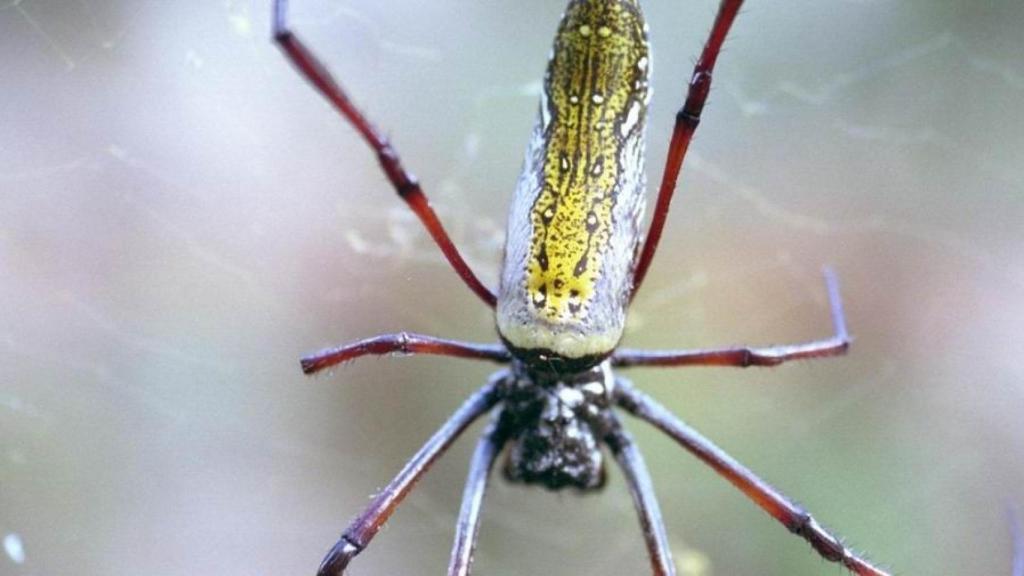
top-left (1, 1), bottom-right (1023, 575)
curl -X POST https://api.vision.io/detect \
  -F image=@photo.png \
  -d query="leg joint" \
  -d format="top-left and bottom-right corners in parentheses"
top-left (376, 145), bottom-right (419, 198)
top-left (675, 108), bottom-right (701, 129)
top-left (396, 180), bottom-right (418, 198)
top-left (271, 0), bottom-right (291, 41)
top-left (679, 70), bottom-right (713, 122)
top-left (338, 535), bottom-right (363, 553)
top-left (316, 536), bottom-right (361, 576)
top-left (395, 331), bottom-right (412, 353)
top-left (791, 512), bottom-right (847, 564)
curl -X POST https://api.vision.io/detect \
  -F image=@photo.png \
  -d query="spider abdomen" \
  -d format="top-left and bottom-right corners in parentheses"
top-left (497, 0), bottom-right (650, 365)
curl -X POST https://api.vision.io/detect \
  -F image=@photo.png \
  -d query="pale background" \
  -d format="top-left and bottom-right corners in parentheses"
top-left (2, 1), bottom-right (1023, 575)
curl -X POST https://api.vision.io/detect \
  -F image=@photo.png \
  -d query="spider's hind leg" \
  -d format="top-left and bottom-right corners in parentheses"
top-left (614, 379), bottom-right (891, 576)
top-left (448, 419), bottom-right (508, 576)
top-left (316, 382), bottom-right (501, 576)
top-left (605, 414), bottom-right (676, 576)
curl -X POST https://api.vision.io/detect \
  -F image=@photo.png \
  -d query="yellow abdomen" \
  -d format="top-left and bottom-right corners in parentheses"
top-left (498, 0), bottom-right (650, 364)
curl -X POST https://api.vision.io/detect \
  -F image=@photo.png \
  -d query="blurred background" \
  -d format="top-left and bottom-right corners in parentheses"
top-left (2, 1), bottom-right (1023, 574)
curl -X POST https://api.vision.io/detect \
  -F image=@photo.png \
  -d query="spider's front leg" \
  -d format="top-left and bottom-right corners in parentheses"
top-left (272, 0), bottom-right (496, 308)
top-left (631, 0), bottom-right (745, 298)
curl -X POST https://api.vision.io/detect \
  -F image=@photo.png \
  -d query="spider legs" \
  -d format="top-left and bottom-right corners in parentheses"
top-left (301, 332), bottom-right (510, 375)
top-left (614, 380), bottom-right (890, 576)
top-left (447, 419), bottom-right (507, 576)
top-left (605, 417), bottom-right (676, 576)
top-left (615, 269), bottom-right (849, 368)
top-left (316, 382), bottom-right (501, 576)
top-left (272, 0), bottom-right (496, 308)
top-left (630, 0), bottom-right (745, 300)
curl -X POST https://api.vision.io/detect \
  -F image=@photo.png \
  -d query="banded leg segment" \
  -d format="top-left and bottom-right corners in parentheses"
top-left (301, 332), bottom-right (511, 374)
top-left (272, 0), bottom-right (496, 308)
top-left (605, 418), bottom-right (676, 576)
top-left (630, 0), bottom-right (745, 300)
top-left (615, 269), bottom-right (849, 368)
top-left (447, 421), bottom-right (507, 576)
top-left (614, 380), bottom-right (890, 576)
top-left (317, 382), bottom-right (502, 576)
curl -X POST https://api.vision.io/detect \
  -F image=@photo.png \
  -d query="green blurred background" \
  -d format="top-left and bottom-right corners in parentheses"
top-left (2, 1), bottom-right (1023, 574)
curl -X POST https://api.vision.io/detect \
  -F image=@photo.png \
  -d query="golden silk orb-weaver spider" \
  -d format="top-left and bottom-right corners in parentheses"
top-left (273, 1), bottom-right (893, 575)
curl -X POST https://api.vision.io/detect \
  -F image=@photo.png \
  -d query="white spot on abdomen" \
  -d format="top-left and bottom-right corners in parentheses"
top-left (620, 100), bottom-right (641, 137)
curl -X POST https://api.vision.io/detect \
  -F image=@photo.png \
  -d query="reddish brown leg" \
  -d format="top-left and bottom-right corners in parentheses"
top-left (615, 269), bottom-right (849, 368)
top-left (317, 381), bottom-right (502, 576)
top-left (614, 380), bottom-right (890, 576)
top-left (447, 420), bottom-right (506, 576)
top-left (630, 0), bottom-right (745, 300)
top-left (605, 418), bottom-right (676, 576)
top-left (301, 332), bottom-right (511, 375)
top-left (272, 0), bottom-right (496, 308)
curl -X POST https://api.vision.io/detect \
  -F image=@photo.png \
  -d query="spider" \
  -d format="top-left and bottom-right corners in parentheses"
top-left (273, 1), bottom-right (891, 574)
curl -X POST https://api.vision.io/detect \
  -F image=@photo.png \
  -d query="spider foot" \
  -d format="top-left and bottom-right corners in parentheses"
top-left (316, 537), bottom-right (359, 576)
